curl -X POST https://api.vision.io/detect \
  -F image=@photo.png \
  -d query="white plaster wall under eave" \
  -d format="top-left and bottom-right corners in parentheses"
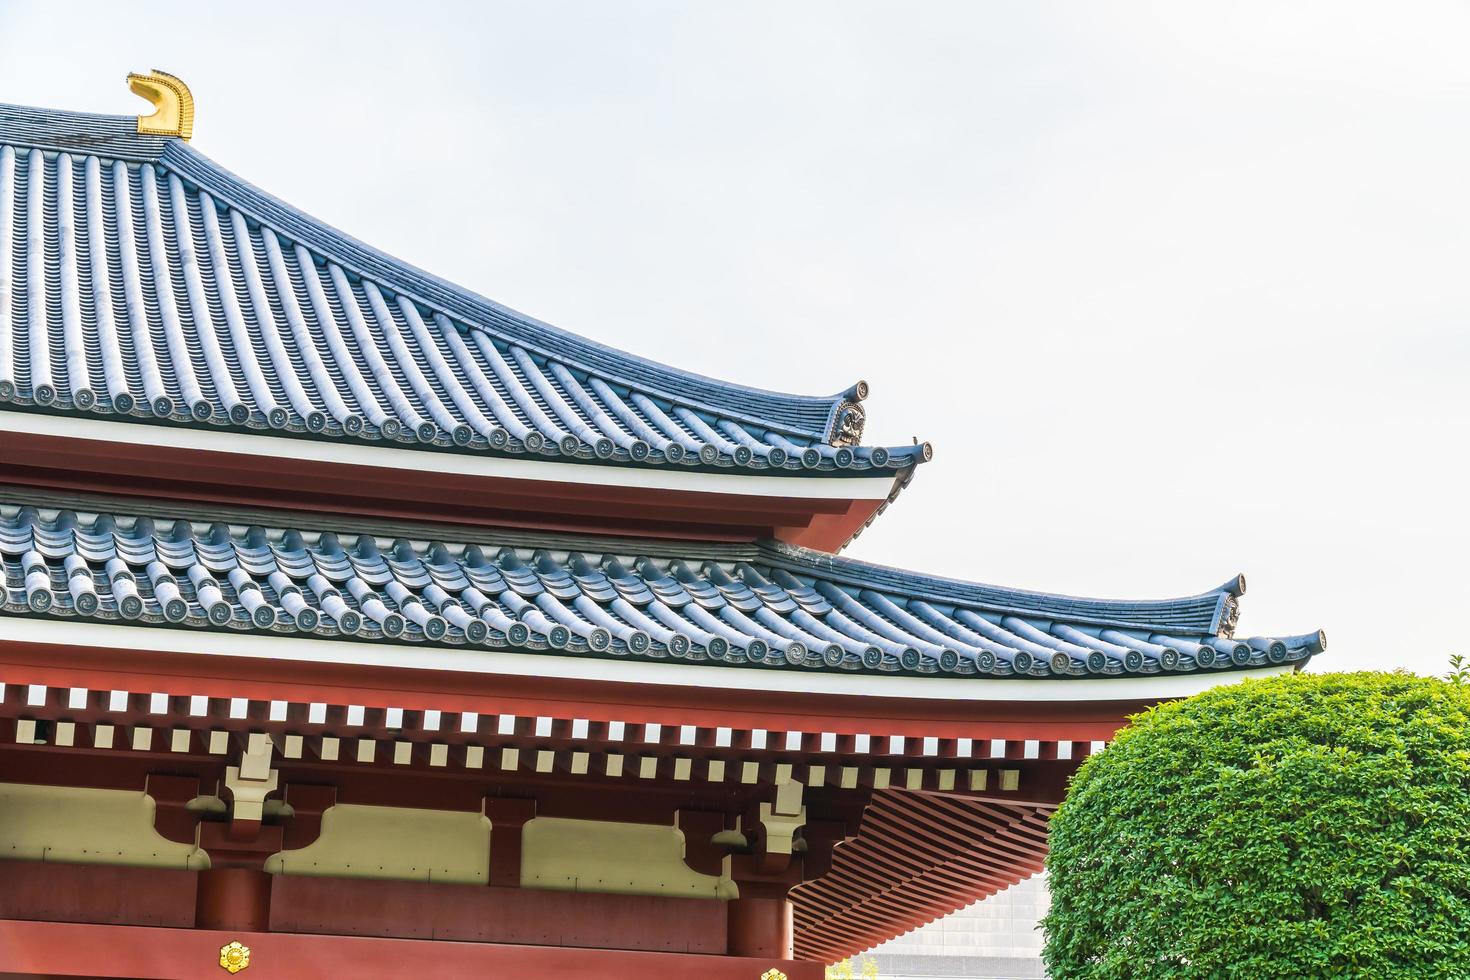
top-left (0, 782), bottom-right (208, 869)
top-left (521, 817), bottom-right (736, 899)
top-left (264, 803), bottom-right (492, 884)
top-left (261, 805), bottom-right (736, 899)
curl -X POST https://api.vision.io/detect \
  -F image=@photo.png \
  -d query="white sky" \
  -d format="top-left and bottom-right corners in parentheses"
top-left (2, 1), bottom-right (1466, 677)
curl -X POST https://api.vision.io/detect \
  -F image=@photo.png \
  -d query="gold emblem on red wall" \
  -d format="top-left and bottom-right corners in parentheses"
top-left (760, 970), bottom-right (788, 980)
top-left (219, 941), bottom-right (251, 973)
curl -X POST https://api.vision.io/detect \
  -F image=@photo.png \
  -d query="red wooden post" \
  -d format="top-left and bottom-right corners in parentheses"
top-left (146, 773), bottom-right (202, 845)
top-left (727, 883), bottom-right (795, 959)
top-left (676, 809), bottom-right (729, 877)
top-left (281, 783), bottom-right (338, 850)
top-left (195, 821), bottom-right (283, 932)
top-left (195, 867), bottom-right (272, 932)
top-left (483, 797), bottom-right (537, 888)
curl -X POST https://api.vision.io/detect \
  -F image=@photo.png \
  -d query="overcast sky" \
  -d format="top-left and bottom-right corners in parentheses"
top-left (2, 1), bottom-right (1466, 677)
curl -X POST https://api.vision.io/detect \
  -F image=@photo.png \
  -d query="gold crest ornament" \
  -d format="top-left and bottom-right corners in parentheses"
top-left (760, 971), bottom-right (788, 980)
top-left (127, 69), bottom-right (195, 140)
top-left (218, 940), bottom-right (251, 973)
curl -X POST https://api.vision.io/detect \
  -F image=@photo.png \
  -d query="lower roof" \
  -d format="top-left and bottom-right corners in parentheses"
top-left (0, 494), bottom-right (1324, 686)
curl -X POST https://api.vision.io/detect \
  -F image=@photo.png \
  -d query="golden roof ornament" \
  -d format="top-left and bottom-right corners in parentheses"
top-left (127, 69), bottom-right (194, 140)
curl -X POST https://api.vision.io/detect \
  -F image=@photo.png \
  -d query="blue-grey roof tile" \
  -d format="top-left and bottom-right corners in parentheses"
top-left (0, 502), bottom-right (1324, 681)
top-left (0, 103), bottom-right (929, 475)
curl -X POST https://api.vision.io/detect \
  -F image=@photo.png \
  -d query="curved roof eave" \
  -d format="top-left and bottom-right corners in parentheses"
top-left (0, 101), bottom-right (931, 482)
top-left (0, 498), bottom-right (1326, 684)
top-left (764, 542), bottom-right (1258, 635)
top-left (159, 140), bottom-right (859, 442)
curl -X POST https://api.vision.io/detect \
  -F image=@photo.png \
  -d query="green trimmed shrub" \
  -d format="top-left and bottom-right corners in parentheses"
top-left (1042, 672), bottom-right (1470, 978)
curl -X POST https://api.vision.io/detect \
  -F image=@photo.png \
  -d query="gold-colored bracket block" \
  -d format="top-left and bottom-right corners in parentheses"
top-left (758, 779), bottom-right (807, 856)
top-left (218, 940), bottom-right (250, 973)
top-left (128, 69), bottom-right (194, 140)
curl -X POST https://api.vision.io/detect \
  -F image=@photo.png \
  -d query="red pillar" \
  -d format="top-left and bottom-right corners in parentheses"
top-left (726, 885), bottom-right (794, 959)
top-left (195, 867), bottom-right (272, 932)
top-left (483, 797), bottom-right (537, 888)
top-left (196, 821), bottom-right (282, 931)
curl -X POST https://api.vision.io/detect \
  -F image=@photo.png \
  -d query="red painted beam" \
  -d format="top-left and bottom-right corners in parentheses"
top-left (0, 919), bottom-right (824, 980)
top-left (0, 431), bottom-right (890, 550)
top-left (482, 797), bottom-right (537, 887)
top-left (0, 861), bottom-right (196, 929)
top-left (727, 895), bottom-right (794, 959)
top-left (778, 496), bottom-right (891, 552)
top-left (0, 740), bottom-right (790, 827)
top-left (271, 874), bottom-right (728, 954)
top-left (0, 640), bottom-right (1142, 743)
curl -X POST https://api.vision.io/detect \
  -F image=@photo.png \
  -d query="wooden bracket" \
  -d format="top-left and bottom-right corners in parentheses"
top-left (145, 773), bottom-right (201, 846)
top-left (799, 819), bottom-right (849, 881)
top-left (280, 783), bottom-right (338, 851)
top-left (675, 809), bottom-right (729, 877)
top-left (483, 796), bottom-right (537, 887)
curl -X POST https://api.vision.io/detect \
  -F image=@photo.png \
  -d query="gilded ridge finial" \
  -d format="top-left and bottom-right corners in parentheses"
top-left (128, 69), bottom-right (194, 140)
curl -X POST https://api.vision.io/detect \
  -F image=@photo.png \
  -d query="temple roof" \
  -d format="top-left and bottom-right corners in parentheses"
top-left (0, 499), bottom-right (1324, 682)
top-left (0, 103), bottom-right (927, 475)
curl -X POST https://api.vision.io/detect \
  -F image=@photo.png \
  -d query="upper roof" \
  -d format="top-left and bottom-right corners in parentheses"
top-left (0, 495), bottom-right (1325, 682)
top-left (0, 101), bottom-right (929, 476)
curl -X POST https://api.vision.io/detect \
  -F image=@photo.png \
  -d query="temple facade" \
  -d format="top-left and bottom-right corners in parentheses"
top-left (0, 73), bottom-right (1323, 979)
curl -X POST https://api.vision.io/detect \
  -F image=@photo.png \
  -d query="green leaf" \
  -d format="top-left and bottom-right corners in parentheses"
top-left (1042, 671), bottom-right (1470, 979)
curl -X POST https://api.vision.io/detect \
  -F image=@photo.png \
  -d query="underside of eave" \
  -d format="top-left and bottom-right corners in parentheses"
top-left (0, 421), bottom-right (898, 548)
top-left (792, 793), bottom-right (1053, 963)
